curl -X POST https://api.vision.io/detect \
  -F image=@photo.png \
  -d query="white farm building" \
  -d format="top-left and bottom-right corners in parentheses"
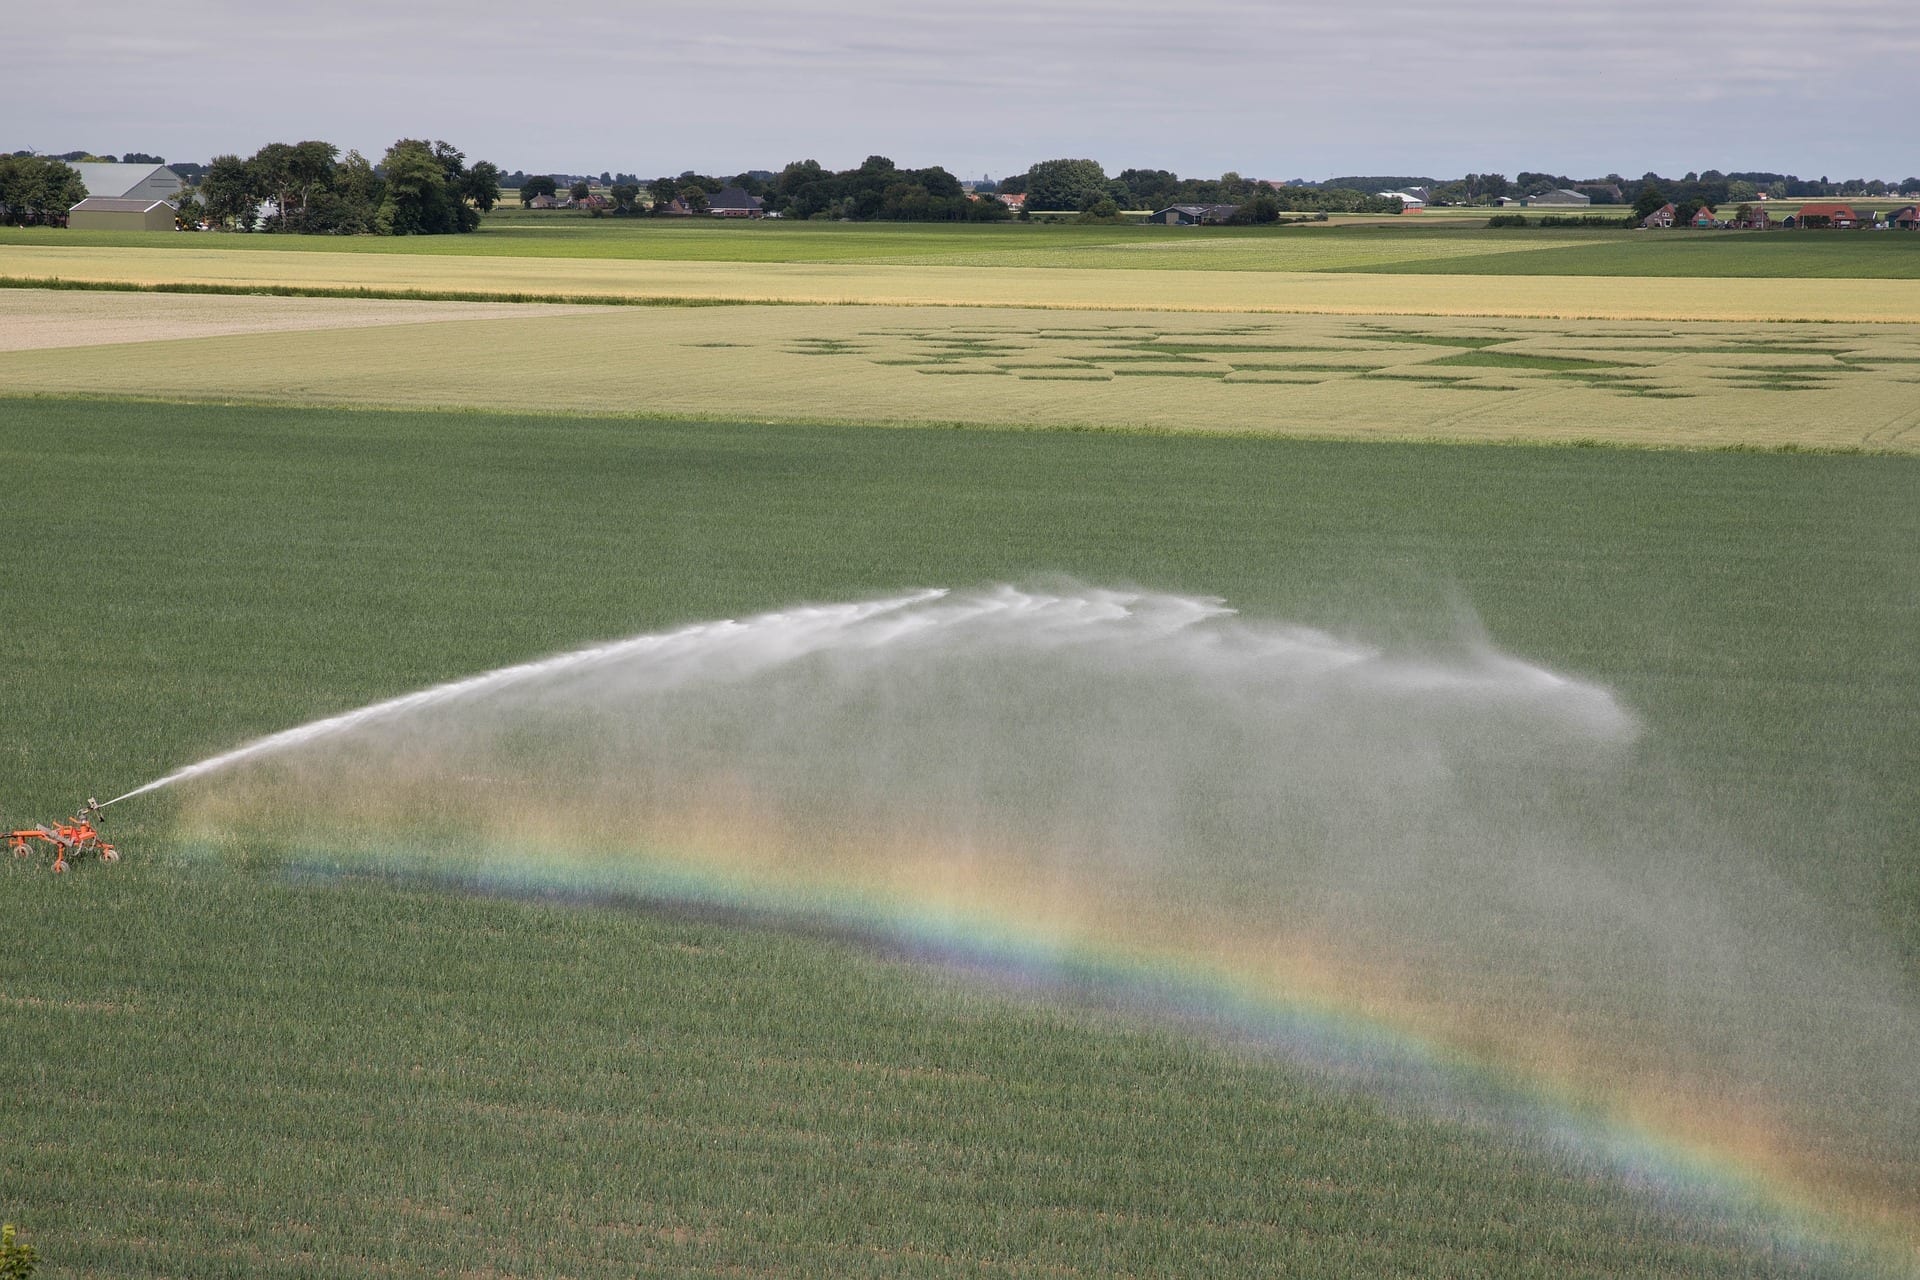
top-left (72, 163), bottom-right (184, 202)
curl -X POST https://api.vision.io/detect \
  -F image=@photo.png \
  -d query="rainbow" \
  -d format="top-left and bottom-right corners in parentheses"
top-left (178, 817), bottom-right (1919, 1274)
top-left (147, 586), bottom-right (1919, 1272)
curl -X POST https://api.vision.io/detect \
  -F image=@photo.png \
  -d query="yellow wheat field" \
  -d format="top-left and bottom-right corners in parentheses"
top-left (4, 291), bottom-right (1916, 451)
top-left (6, 243), bottom-right (1920, 322)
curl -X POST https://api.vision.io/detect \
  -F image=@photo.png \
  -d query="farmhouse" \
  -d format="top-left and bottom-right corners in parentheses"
top-left (1691, 207), bottom-right (1719, 228)
top-left (67, 196), bottom-right (177, 231)
top-left (1524, 189), bottom-right (1591, 206)
top-left (1151, 203), bottom-right (1239, 225)
top-left (997, 192), bottom-right (1027, 211)
top-left (72, 163), bottom-right (183, 202)
top-left (706, 187), bottom-right (764, 217)
top-left (1794, 202), bottom-right (1859, 228)
top-left (1887, 205), bottom-right (1920, 229)
top-left (1640, 202), bottom-right (1677, 228)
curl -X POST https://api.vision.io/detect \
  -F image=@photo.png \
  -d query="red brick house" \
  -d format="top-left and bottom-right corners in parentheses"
top-left (1794, 202), bottom-right (1859, 228)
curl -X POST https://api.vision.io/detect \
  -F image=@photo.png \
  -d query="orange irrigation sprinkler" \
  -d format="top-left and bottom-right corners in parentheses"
top-left (8, 798), bottom-right (120, 873)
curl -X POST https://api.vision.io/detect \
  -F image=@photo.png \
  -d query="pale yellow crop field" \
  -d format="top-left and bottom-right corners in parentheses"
top-left (5, 291), bottom-right (1916, 451)
top-left (6, 243), bottom-right (1920, 321)
top-left (0, 288), bottom-right (593, 352)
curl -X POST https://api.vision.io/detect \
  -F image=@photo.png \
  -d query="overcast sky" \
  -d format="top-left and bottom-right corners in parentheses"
top-left (9, 0), bottom-right (1917, 180)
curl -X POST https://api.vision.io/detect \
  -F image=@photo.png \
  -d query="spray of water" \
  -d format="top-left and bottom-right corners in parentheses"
top-left (133, 583), bottom-right (1920, 1251)
top-left (104, 589), bottom-right (950, 808)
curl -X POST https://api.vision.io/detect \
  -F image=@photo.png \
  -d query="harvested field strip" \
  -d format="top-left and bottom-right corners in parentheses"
top-left (7, 245), bottom-right (1920, 321)
top-left (0, 287), bottom-right (596, 352)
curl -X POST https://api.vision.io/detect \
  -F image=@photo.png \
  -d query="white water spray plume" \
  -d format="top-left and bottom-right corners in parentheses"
top-left (150, 584), bottom-right (1919, 1239)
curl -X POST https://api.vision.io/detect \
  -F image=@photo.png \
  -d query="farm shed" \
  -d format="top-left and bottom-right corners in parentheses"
top-left (67, 196), bottom-right (177, 231)
top-left (72, 163), bottom-right (183, 202)
top-left (706, 187), bottom-right (764, 217)
top-left (1151, 204), bottom-right (1240, 225)
top-left (1524, 188), bottom-right (1592, 206)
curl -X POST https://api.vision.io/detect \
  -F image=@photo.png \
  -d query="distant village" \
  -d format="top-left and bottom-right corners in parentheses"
top-left (13, 153), bottom-right (1920, 233)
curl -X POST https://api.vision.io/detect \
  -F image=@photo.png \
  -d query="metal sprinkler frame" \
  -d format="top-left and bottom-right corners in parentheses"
top-left (7, 798), bottom-right (121, 873)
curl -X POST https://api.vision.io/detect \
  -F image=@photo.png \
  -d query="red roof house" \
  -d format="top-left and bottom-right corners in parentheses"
top-left (1794, 202), bottom-right (1859, 228)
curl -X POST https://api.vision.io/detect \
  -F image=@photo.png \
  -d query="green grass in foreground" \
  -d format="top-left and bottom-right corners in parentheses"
top-left (2, 399), bottom-right (1916, 1276)
top-left (4, 218), bottom-right (1919, 276)
top-left (1343, 231), bottom-right (1920, 279)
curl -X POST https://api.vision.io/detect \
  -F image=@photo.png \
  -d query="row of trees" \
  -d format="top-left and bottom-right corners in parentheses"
top-left (1411, 169), bottom-right (1920, 209)
top-left (0, 155), bottom-right (86, 226)
top-left (995, 160), bottom-right (1404, 216)
top-left (191, 140), bottom-right (499, 234)
top-left (760, 157), bottom-right (1008, 221)
top-left (509, 158), bottom-right (1012, 222)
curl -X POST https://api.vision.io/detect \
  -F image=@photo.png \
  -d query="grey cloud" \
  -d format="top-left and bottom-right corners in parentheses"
top-left (4, 0), bottom-right (1914, 178)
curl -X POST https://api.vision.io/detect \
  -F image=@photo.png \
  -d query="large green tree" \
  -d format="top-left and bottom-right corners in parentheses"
top-left (0, 155), bottom-right (86, 226)
top-left (462, 161), bottom-right (501, 213)
top-left (304, 149), bottom-right (381, 235)
top-left (251, 140), bottom-right (338, 231)
top-left (376, 139), bottom-right (472, 235)
top-left (197, 154), bottom-right (259, 230)
top-left (1023, 158), bottom-right (1109, 211)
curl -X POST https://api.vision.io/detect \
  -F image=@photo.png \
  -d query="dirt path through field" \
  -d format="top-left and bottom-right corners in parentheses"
top-left (0, 288), bottom-right (596, 352)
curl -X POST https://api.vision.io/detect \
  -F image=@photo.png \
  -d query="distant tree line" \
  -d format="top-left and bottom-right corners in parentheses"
top-left (505, 158), bottom-right (1011, 222)
top-left (17, 144), bottom-right (1920, 232)
top-left (758, 156), bottom-right (1007, 221)
top-left (991, 160), bottom-right (1404, 216)
top-left (185, 140), bottom-right (499, 234)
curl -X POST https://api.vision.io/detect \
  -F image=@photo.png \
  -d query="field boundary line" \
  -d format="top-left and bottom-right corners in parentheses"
top-left (6, 275), bottom-right (1919, 325)
top-left (0, 275), bottom-right (779, 309)
top-left (0, 391), bottom-right (1901, 457)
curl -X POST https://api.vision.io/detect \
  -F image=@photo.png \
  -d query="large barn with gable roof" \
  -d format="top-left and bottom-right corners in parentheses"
top-left (71, 163), bottom-right (184, 202)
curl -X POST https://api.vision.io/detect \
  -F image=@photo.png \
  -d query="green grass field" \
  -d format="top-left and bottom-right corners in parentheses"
top-left (3, 398), bottom-right (1917, 1276)
top-left (5, 217), bottom-right (1918, 276)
